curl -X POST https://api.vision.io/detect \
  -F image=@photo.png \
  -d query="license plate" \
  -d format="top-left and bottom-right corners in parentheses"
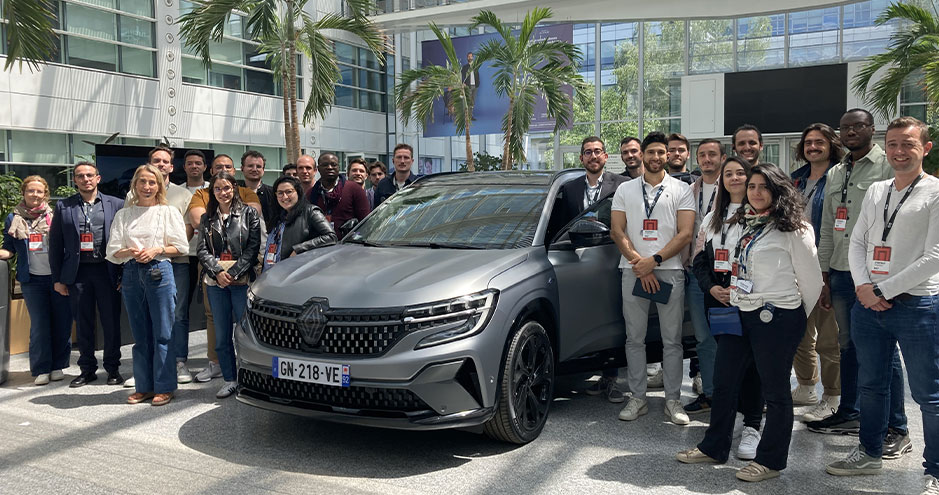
top-left (272, 357), bottom-right (350, 387)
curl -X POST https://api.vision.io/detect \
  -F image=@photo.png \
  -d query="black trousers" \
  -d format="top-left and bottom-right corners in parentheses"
top-left (698, 305), bottom-right (806, 471)
top-left (69, 263), bottom-right (122, 374)
top-left (706, 301), bottom-right (764, 429)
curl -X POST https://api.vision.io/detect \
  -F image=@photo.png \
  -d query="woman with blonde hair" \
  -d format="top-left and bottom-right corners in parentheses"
top-left (0, 176), bottom-right (72, 385)
top-left (106, 165), bottom-right (188, 406)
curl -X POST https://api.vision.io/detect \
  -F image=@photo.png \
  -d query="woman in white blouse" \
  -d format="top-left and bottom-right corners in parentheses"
top-left (106, 164), bottom-right (188, 406)
top-left (678, 163), bottom-right (823, 483)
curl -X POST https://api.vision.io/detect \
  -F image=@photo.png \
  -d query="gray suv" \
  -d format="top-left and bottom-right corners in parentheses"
top-left (236, 170), bottom-right (693, 443)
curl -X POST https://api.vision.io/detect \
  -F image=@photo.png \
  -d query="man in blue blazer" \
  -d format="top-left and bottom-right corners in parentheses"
top-left (49, 162), bottom-right (125, 387)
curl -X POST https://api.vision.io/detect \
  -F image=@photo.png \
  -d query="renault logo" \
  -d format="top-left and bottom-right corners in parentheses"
top-left (298, 298), bottom-right (329, 346)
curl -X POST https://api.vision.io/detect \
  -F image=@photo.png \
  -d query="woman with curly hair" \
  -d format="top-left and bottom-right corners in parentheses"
top-left (677, 163), bottom-right (823, 483)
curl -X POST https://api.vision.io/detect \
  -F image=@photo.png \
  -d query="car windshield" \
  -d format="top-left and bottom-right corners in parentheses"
top-left (347, 182), bottom-right (547, 249)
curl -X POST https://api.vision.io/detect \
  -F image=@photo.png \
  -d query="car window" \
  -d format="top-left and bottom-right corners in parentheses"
top-left (348, 183), bottom-right (548, 249)
top-left (549, 195), bottom-right (614, 246)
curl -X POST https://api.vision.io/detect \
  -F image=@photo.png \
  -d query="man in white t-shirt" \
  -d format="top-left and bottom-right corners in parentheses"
top-left (611, 131), bottom-right (695, 425)
top-left (827, 117), bottom-right (939, 494)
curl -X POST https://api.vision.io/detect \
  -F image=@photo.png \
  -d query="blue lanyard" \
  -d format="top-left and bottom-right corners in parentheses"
top-left (736, 225), bottom-right (768, 277)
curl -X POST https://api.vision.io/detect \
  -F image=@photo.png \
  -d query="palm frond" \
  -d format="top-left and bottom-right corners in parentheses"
top-left (177, 0), bottom-right (249, 68)
top-left (312, 12), bottom-right (389, 64)
top-left (3, 0), bottom-right (58, 72)
top-left (301, 19), bottom-right (340, 124)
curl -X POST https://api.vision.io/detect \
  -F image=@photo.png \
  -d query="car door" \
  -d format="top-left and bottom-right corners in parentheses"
top-left (547, 196), bottom-right (625, 362)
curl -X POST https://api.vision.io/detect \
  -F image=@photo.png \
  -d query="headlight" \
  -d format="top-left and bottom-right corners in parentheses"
top-left (247, 288), bottom-right (256, 310)
top-left (406, 290), bottom-right (498, 349)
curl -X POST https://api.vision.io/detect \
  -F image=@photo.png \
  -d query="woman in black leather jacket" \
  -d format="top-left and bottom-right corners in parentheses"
top-left (262, 176), bottom-right (336, 272)
top-left (197, 172), bottom-right (261, 399)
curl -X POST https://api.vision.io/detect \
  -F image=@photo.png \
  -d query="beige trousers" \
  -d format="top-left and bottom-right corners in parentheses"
top-left (792, 304), bottom-right (840, 396)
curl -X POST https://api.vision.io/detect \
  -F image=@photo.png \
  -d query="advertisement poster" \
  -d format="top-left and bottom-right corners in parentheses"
top-left (420, 24), bottom-right (575, 138)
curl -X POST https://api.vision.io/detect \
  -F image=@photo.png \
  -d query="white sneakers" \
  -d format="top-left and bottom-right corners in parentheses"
top-left (737, 426), bottom-right (761, 460)
top-left (803, 395), bottom-right (840, 423)
top-left (124, 376), bottom-right (135, 388)
top-left (618, 397), bottom-right (648, 421)
top-left (692, 373), bottom-right (703, 396)
top-left (34, 373), bottom-right (50, 386)
top-left (923, 475), bottom-right (939, 495)
top-left (791, 384), bottom-right (818, 406)
top-left (195, 361), bottom-right (223, 382)
top-left (647, 369), bottom-right (664, 389)
top-left (665, 399), bottom-right (690, 425)
top-left (177, 362), bottom-right (193, 384)
top-left (50, 370), bottom-right (65, 381)
top-left (216, 381), bottom-right (238, 399)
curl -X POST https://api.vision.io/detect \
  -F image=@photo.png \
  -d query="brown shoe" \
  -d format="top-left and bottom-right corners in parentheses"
top-left (127, 392), bottom-right (155, 404)
top-left (151, 393), bottom-right (173, 406)
top-left (676, 447), bottom-right (720, 464)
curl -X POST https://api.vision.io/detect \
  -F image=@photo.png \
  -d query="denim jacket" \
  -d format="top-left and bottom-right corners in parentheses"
top-left (791, 163), bottom-right (831, 247)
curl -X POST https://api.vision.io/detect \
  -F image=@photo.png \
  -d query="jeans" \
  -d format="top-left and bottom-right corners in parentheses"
top-left (69, 262), bottom-right (122, 374)
top-left (687, 270), bottom-right (715, 397)
top-left (829, 269), bottom-right (906, 428)
top-left (205, 284), bottom-right (248, 382)
top-left (698, 305), bottom-right (806, 471)
top-left (22, 275), bottom-right (72, 376)
top-left (171, 261), bottom-right (191, 363)
top-left (621, 268), bottom-right (685, 401)
top-left (853, 296), bottom-right (939, 477)
top-left (122, 260), bottom-right (177, 394)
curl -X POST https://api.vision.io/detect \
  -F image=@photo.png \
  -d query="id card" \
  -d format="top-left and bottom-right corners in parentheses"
top-left (642, 219), bottom-right (659, 241)
top-left (730, 262), bottom-right (739, 289)
top-left (265, 243), bottom-right (277, 264)
top-left (28, 233), bottom-right (44, 252)
top-left (872, 246), bottom-right (891, 275)
top-left (834, 206), bottom-right (848, 231)
top-left (79, 232), bottom-right (94, 251)
top-left (736, 279), bottom-right (753, 294)
top-left (713, 248), bottom-right (731, 272)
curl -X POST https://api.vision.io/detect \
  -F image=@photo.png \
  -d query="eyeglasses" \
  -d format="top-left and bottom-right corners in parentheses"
top-left (75, 173), bottom-right (97, 179)
top-left (839, 123), bottom-right (872, 133)
top-left (275, 190), bottom-right (297, 197)
top-left (213, 186), bottom-right (233, 194)
top-left (582, 149), bottom-right (606, 157)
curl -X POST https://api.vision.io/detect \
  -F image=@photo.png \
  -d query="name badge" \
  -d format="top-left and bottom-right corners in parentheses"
top-left (642, 219), bottom-right (659, 241)
top-left (265, 243), bottom-right (277, 264)
top-left (834, 206), bottom-right (848, 231)
top-left (729, 262), bottom-right (739, 289)
top-left (713, 248), bottom-right (731, 272)
top-left (219, 251), bottom-right (234, 261)
top-left (28, 233), bottom-right (44, 252)
top-left (736, 279), bottom-right (754, 294)
top-left (80, 232), bottom-right (94, 251)
top-left (871, 246), bottom-right (891, 275)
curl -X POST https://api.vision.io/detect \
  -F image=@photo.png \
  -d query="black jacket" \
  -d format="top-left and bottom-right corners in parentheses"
top-left (279, 204), bottom-right (337, 258)
top-left (198, 205), bottom-right (262, 283)
top-left (692, 238), bottom-right (732, 310)
top-left (557, 171), bottom-right (627, 227)
top-left (374, 172), bottom-right (419, 207)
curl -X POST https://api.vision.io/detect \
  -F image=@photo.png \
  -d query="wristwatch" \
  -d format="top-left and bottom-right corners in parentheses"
top-left (872, 284), bottom-right (883, 298)
top-left (653, 254), bottom-right (663, 266)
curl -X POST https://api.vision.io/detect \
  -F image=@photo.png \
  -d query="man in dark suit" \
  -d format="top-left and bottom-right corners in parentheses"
top-left (461, 52), bottom-right (480, 109)
top-left (50, 162), bottom-right (125, 387)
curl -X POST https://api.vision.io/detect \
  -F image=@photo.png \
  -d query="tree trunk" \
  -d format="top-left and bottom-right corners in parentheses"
top-left (286, 0), bottom-right (301, 162)
top-left (502, 94), bottom-right (514, 170)
top-left (281, 47), bottom-right (296, 164)
top-left (464, 89), bottom-right (474, 172)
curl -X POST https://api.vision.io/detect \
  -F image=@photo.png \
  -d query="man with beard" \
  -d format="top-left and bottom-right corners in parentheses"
top-left (620, 136), bottom-right (643, 179)
top-left (240, 150), bottom-right (276, 229)
top-left (732, 124), bottom-right (764, 166)
top-left (308, 153), bottom-right (370, 235)
top-left (183, 150), bottom-right (209, 193)
top-left (809, 109), bottom-right (910, 462)
top-left (667, 133), bottom-right (691, 174)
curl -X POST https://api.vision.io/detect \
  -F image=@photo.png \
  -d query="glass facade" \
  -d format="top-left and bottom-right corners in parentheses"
top-left (334, 41), bottom-right (389, 112)
top-left (55, 0), bottom-right (157, 76)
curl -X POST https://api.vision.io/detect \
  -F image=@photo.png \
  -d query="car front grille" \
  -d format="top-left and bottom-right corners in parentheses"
top-left (248, 299), bottom-right (406, 356)
top-left (238, 369), bottom-right (432, 414)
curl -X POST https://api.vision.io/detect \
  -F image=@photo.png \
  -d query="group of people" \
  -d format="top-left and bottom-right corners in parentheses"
top-left (2, 142), bottom-right (423, 406)
top-left (564, 110), bottom-right (937, 493)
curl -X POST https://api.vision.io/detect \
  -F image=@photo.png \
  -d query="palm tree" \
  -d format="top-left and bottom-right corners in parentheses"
top-left (470, 8), bottom-right (588, 170)
top-left (396, 24), bottom-right (479, 171)
top-left (852, 2), bottom-right (939, 121)
top-left (178, 0), bottom-right (387, 164)
top-left (2, 0), bottom-right (58, 72)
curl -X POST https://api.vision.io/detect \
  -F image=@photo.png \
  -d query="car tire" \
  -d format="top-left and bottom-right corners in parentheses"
top-left (484, 320), bottom-right (555, 444)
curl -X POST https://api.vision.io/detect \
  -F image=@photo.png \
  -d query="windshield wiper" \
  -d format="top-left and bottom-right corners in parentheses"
top-left (344, 238), bottom-right (388, 247)
top-left (392, 242), bottom-right (486, 250)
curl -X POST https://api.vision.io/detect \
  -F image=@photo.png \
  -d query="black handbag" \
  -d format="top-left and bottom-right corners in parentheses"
top-left (708, 306), bottom-right (743, 337)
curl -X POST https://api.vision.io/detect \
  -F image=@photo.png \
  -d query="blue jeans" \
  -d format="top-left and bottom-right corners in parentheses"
top-left (829, 270), bottom-right (906, 430)
top-left (853, 295), bottom-right (939, 477)
top-left (206, 284), bottom-right (248, 382)
top-left (171, 261), bottom-right (190, 363)
top-left (687, 270), bottom-right (715, 397)
top-left (22, 275), bottom-right (72, 376)
top-left (122, 260), bottom-right (177, 394)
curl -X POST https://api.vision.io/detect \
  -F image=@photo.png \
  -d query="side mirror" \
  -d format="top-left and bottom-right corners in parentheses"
top-left (339, 218), bottom-right (359, 238)
top-left (569, 219), bottom-right (611, 249)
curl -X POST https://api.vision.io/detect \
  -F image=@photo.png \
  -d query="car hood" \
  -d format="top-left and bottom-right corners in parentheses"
top-left (251, 244), bottom-right (530, 308)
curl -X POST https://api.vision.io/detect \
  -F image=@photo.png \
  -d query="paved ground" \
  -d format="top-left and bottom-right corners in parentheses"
top-left (0, 330), bottom-right (928, 494)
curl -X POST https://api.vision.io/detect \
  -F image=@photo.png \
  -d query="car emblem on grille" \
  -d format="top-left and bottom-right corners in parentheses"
top-left (297, 298), bottom-right (329, 346)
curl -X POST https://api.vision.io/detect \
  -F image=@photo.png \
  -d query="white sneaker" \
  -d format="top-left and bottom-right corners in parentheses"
top-left (791, 383), bottom-right (818, 406)
top-left (618, 397), bottom-right (648, 421)
top-left (737, 426), bottom-right (761, 460)
top-left (646, 363), bottom-right (661, 377)
top-left (923, 475), bottom-right (939, 495)
top-left (177, 362), bottom-right (193, 384)
top-left (195, 361), bottom-right (223, 383)
top-left (803, 395), bottom-right (840, 423)
top-left (665, 399), bottom-right (690, 425)
top-left (692, 373), bottom-right (703, 396)
top-left (124, 377), bottom-right (135, 388)
top-left (216, 380), bottom-right (238, 398)
top-left (733, 412), bottom-right (745, 438)
top-left (34, 373), bottom-right (50, 386)
top-left (50, 370), bottom-right (65, 381)
top-left (647, 369), bottom-right (664, 389)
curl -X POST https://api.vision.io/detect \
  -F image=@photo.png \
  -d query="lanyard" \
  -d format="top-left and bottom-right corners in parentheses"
top-left (735, 225), bottom-right (768, 276)
top-left (840, 155), bottom-right (854, 205)
top-left (699, 185), bottom-right (715, 217)
top-left (585, 179), bottom-right (601, 207)
top-left (641, 180), bottom-right (665, 219)
top-left (718, 208), bottom-right (733, 249)
top-left (800, 178), bottom-right (821, 204)
top-left (881, 174), bottom-right (923, 244)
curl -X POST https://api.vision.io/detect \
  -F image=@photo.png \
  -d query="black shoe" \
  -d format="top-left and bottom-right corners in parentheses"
top-left (106, 372), bottom-right (124, 386)
top-left (69, 372), bottom-right (97, 388)
top-left (683, 394), bottom-right (711, 415)
top-left (882, 428), bottom-right (912, 460)
top-left (806, 413), bottom-right (860, 435)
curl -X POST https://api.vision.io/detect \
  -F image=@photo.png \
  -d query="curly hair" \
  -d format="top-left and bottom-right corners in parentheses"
top-left (740, 163), bottom-right (806, 233)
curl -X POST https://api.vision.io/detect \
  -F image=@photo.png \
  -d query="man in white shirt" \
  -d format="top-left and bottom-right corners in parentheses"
top-left (827, 117), bottom-right (939, 494)
top-left (611, 131), bottom-right (695, 425)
